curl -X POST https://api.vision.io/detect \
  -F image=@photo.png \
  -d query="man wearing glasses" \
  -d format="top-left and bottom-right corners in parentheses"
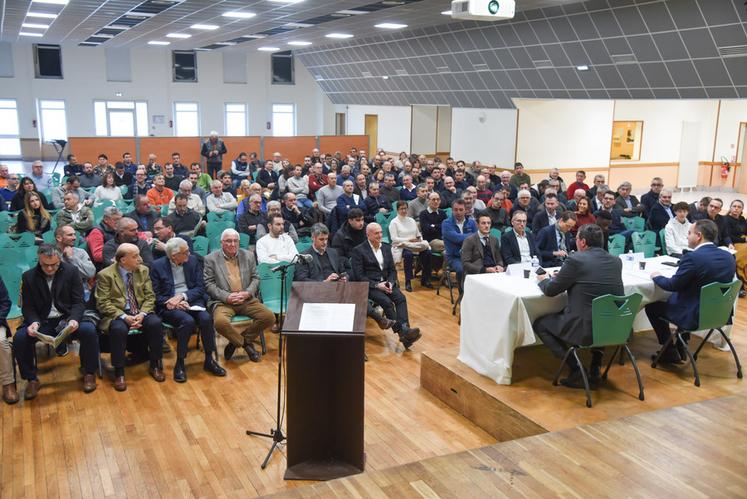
top-left (641, 177), bottom-right (665, 215)
top-left (0, 171), bottom-right (19, 207)
top-left (150, 238), bottom-right (225, 383)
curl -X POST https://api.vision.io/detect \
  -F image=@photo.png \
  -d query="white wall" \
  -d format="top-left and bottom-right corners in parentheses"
top-left (338, 104), bottom-right (412, 153)
top-left (515, 99), bottom-right (614, 170)
top-left (714, 99), bottom-right (747, 163)
top-left (1, 43), bottom-right (333, 138)
top-left (450, 108), bottom-right (517, 168)
top-left (410, 105), bottom-right (438, 155)
top-left (613, 100), bottom-right (718, 164)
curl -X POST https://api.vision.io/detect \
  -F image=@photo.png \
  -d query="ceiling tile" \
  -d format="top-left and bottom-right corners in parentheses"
top-left (629, 88), bottom-right (654, 98)
top-left (595, 65), bottom-right (625, 87)
top-left (652, 88), bottom-right (680, 98)
top-left (737, 86), bottom-right (747, 98)
top-left (616, 63), bottom-right (648, 87)
top-left (548, 17), bottom-right (578, 42)
top-left (680, 28), bottom-right (720, 58)
top-left (538, 67), bottom-right (564, 88)
top-left (567, 13), bottom-right (600, 40)
top-left (697, 0), bottom-right (739, 25)
top-left (640, 62), bottom-right (675, 87)
top-left (513, 22), bottom-right (541, 45)
top-left (556, 67), bottom-right (584, 88)
top-left (667, 0), bottom-right (707, 29)
top-left (590, 10), bottom-right (623, 37)
top-left (666, 60), bottom-right (702, 86)
top-left (652, 32), bottom-right (691, 60)
top-left (724, 56), bottom-right (747, 85)
top-left (626, 34), bottom-right (661, 62)
top-left (531, 19), bottom-right (560, 43)
top-left (705, 86), bottom-right (738, 98)
top-left (637, 2), bottom-right (677, 33)
top-left (710, 25), bottom-right (747, 47)
top-left (562, 41), bottom-right (591, 65)
top-left (613, 6), bottom-right (648, 35)
top-left (609, 88), bottom-right (632, 98)
top-left (603, 36), bottom-right (632, 55)
top-left (544, 43), bottom-right (572, 66)
top-left (679, 87), bottom-right (707, 98)
top-left (693, 58), bottom-right (731, 86)
top-left (582, 39), bottom-right (613, 64)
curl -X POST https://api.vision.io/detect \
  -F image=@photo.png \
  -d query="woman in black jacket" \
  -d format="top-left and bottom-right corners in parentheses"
top-left (15, 191), bottom-right (52, 242)
top-left (10, 177), bottom-right (52, 212)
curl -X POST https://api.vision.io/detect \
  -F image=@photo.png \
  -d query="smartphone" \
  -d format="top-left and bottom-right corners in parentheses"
top-left (535, 267), bottom-right (547, 275)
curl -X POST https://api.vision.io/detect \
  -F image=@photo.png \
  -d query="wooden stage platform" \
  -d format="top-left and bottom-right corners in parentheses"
top-left (274, 394), bottom-right (747, 497)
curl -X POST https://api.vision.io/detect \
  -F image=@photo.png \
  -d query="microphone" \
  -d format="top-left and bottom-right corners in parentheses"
top-left (270, 253), bottom-right (311, 272)
top-left (298, 253), bottom-right (313, 263)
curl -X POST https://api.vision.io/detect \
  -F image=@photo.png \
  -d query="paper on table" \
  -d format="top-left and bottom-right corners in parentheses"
top-left (298, 303), bottom-right (356, 332)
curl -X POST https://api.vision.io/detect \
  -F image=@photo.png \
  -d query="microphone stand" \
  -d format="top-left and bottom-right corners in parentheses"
top-left (246, 254), bottom-right (299, 469)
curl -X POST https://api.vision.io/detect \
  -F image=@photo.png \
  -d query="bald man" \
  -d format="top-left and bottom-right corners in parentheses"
top-left (96, 243), bottom-right (164, 391)
top-left (350, 223), bottom-right (421, 349)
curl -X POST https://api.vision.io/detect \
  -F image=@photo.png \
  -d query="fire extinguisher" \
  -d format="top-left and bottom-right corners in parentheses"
top-left (721, 161), bottom-right (731, 179)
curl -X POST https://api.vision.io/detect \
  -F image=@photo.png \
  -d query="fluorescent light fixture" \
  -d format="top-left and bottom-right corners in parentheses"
top-left (148, 40), bottom-right (170, 45)
top-left (258, 46), bottom-right (280, 51)
top-left (190, 24), bottom-right (219, 30)
top-left (166, 33), bottom-right (191, 38)
top-left (222, 11), bottom-right (256, 19)
top-left (26, 12), bottom-right (58, 19)
top-left (283, 22), bottom-right (313, 28)
top-left (441, 10), bottom-right (452, 15)
top-left (325, 33), bottom-right (353, 39)
top-left (19, 32), bottom-right (44, 37)
top-left (216, 42), bottom-right (236, 46)
top-left (241, 34), bottom-right (266, 39)
top-left (375, 23), bottom-right (407, 29)
top-left (576, 65), bottom-right (589, 71)
top-left (336, 9), bottom-right (368, 15)
top-left (382, 75), bottom-right (389, 80)
top-left (31, 0), bottom-right (68, 4)
top-left (22, 23), bottom-right (50, 29)
top-left (288, 41), bottom-right (312, 46)
top-left (267, 0), bottom-right (304, 3)
top-left (115, 92), bottom-right (123, 97)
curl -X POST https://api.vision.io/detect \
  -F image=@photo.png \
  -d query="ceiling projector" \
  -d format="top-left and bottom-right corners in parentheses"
top-left (450, 0), bottom-right (515, 21)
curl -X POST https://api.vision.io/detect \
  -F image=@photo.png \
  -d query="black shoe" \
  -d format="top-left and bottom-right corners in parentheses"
top-left (420, 281), bottom-right (433, 289)
top-left (405, 282), bottom-right (413, 292)
top-left (675, 340), bottom-right (689, 362)
top-left (652, 347), bottom-right (681, 364)
top-left (400, 326), bottom-right (422, 349)
top-left (560, 370), bottom-right (590, 389)
top-left (224, 343), bottom-right (237, 361)
top-left (173, 360), bottom-right (187, 383)
top-left (204, 359), bottom-right (227, 377)
top-left (162, 342), bottom-right (172, 354)
top-left (244, 343), bottom-right (261, 362)
top-left (55, 342), bottom-right (69, 357)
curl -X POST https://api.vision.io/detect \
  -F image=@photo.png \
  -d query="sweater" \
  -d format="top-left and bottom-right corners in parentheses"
top-left (664, 218), bottom-right (691, 255)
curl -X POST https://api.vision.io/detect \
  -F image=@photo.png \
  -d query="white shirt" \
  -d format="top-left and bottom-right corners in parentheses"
top-left (664, 218), bottom-right (691, 255)
top-left (206, 192), bottom-right (237, 213)
top-left (46, 278), bottom-right (62, 318)
top-left (256, 233), bottom-right (299, 264)
top-left (516, 232), bottom-right (531, 261)
top-left (369, 242), bottom-right (384, 270)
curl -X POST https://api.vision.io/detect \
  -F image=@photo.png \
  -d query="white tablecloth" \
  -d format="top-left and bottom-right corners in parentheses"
top-left (458, 256), bottom-right (679, 385)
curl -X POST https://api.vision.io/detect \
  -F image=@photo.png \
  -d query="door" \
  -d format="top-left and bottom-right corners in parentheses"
top-left (335, 112), bottom-right (346, 135)
top-left (364, 114), bottom-right (378, 153)
top-left (737, 123), bottom-right (747, 193)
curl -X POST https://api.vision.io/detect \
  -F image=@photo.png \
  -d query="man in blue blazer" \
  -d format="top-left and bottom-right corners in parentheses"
top-left (645, 219), bottom-right (737, 363)
top-left (441, 199), bottom-right (477, 284)
top-left (150, 238), bottom-right (226, 382)
top-left (647, 189), bottom-right (674, 233)
top-left (535, 211), bottom-right (578, 267)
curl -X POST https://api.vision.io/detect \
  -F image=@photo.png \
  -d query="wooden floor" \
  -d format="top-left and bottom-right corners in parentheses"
top-left (0, 282), bottom-right (493, 498)
top-left (273, 394), bottom-right (747, 498)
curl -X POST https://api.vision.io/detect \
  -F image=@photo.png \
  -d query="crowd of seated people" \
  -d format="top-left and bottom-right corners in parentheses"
top-left (0, 146), bottom-right (744, 405)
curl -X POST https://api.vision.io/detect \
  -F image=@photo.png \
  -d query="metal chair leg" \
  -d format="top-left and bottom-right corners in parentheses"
top-left (677, 332), bottom-right (701, 387)
top-left (571, 348), bottom-right (593, 408)
top-left (259, 331), bottom-right (267, 355)
top-left (716, 328), bottom-right (743, 379)
top-left (552, 347), bottom-right (574, 386)
top-left (602, 345), bottom-right (621, 380)
top-left (624, 344), bottom-right (645, 401)
top-left (651, 330), bottom-right (677, 368)
top-left (692, 329), bottom-right (715, 361)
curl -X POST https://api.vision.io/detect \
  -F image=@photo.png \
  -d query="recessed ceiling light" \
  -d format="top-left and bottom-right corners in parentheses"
top-left (258, 46), bottom-right (280, 51)
top-left (148, 40), bottom-right (170, 45)
top-left (22, 23), bottom-right (50, 29)
top-left (166, 33), bottom-right (191, 39)
top-left (375, 23), bottom-right (407, 29)
top-left (222, 11), bottom-right (256, 19)
top-left (191, 24), bottom-right (219, 30)
top-left (26, 12), bottom-right (58, 19)
top-left (115, 92), bottom-right (123, 97)
top-left (441, 10), bottom-right (452, 15)
top-left (382, 75), bottom-right (389, 80)
top-left (31, 0), bottom-right (68, 4)
top-left (19, 32), bottom-right (44, 37)
top-left (288, 41), bottom-right (312, 46)
top-left (325, 33), bottom-right (353, 39)
top-left (577, 65), bottom-right (589, 71)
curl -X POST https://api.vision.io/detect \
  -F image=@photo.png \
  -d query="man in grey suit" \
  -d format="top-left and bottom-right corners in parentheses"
top-left (534, 224), bottom-right (624, 388)
top-left (203, 228), bottom-right (275, 362)
top-left (461, 213), bottom-right (504, 276)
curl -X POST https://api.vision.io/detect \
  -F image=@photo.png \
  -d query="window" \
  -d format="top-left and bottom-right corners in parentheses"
top-left (272, 104), bottom-right (295, 137)
top-left (34, 44), bottom-right (63, 79)
top-left (610, 121), bottom-right (643, 161)
top-left (38, 100), bottom-right (68, 142)
top-left (271, 50), bottom-right (294, 84)
top-left (174, 102), bottom-right (199, 136)
top-left (225, 103), bottom-right (247, 136)
top-left (173, 50), bottom-right (197, 82)
top-left (94, 100), bottom-right (149, 137)
top-left (0, 99), bottom-right (21, 157)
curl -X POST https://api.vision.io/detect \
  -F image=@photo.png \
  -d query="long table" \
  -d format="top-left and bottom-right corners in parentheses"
top-left (458, 256), bottom-right (680, 385)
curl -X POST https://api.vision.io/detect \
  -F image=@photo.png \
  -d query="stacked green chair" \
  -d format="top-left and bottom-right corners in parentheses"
top-left (652, 281), bottom-right (742, 387)
top-left (239, 232), bottom-right (250, 249)
top-left (192, 236), bottom-right (210, 257)
top-left (206, 211), bottom-right (234, 223)
top-left (659, 228), bottom-right (668, 255)
top-left (206, 220), bottom-right (235, 241)
top-left (552, 293), bottom-right (644, 408)
top-left (631, 231), bottom-right (657, 258)
top-left (621, 216), bottom-right (645, 232)
top-left (607, 234), bottom-right (626, 257)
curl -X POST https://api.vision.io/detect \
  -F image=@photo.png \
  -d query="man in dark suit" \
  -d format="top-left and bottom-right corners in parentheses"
top-left (150, 238), bottom-right (226, 383)
top-left (534, 224), bottom-right (624, 388)
top-left (500, 211), bottom-right (539, 265)
top-left (645, 220), bottom-right (737, 363)
top-left (363, 181), bottom-right (391, 222)
top-left (461, 213), bottom-right (504, 276)
top-left (531, 193), bottom-right (561, 233)
top-left (13, 245), bottom-right (99, 398)
top-left (125, 195), bottom-right (160, 235)
top-left (535, 211), bottom-right (578, 268)
top-left (351, 223), bottom-right (421, 349)
top-left (647, 188), bottom-right (674, 233)
top-left (614, 181), bottom-right (645, 218)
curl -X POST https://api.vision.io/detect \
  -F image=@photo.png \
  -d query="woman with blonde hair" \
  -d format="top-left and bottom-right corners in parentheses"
top-left (15, 191), bottom-right (51, 242)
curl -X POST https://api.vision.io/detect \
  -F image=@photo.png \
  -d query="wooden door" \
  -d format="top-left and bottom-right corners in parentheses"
top-left (364, 114), bottom-right (378, 153)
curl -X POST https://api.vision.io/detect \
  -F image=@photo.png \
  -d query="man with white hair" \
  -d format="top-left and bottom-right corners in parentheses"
top-left (201, 130), bottom-right (227, 179)
top-left (30, 160), bottom-right (52, 188)
top-left (56, 191), bottom-right (94, 234)
top-left (168, 179), bottom-right (205, 216)
top-left (270, 152), bottom-right (283, 173)
top-left (204, 229), bottom-right (275, 363)
top-left (206, 179), bottom-right (237, 214)
top-left (150, 237), bottom-right (226, 382)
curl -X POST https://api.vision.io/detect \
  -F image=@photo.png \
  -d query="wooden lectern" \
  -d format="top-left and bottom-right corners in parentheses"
top-left (282, 281), bottom-right (368, 481)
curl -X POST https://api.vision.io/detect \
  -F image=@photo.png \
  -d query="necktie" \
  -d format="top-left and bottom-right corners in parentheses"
top-left (483, 236), bottom-right (493, 259)
top-left (126, 272), bottom-right (139, 315)
top-left (559, 232), bottom-right (567, 252)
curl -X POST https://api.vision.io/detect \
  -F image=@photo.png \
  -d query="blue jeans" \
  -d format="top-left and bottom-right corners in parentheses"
top-left (296, 198), bottom-right (313, 210)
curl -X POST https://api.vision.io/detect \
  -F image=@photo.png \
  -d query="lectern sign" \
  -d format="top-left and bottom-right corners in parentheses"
top-left (298, 303), bottom-right (356, 332)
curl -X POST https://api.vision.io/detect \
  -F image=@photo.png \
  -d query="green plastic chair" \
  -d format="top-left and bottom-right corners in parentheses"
top-left (659, 228), bottom-right (668, 255)
top-left (239, 232), bottom-right (250, 249)
top-left (192, 236), bottom-right (209, 257)
top-left (51, 172), bottom-right (62, 187)
top-left (374, 212), bottom-right (392, 244)
top-left (552, 293), bottom-right (644, 408)
top-left (608, 234), bottom-right (626, 257)
top-left (631, 231), bottom-right (657, 258)
top-left (652, 281), bottom-right (742, 387)
top-left (230, 315), bottom-right (267, 354)
top-left (206, 221), bottom-right (235, 240)
top-left (622, 216), bottom-right (645, 232)
top-left (13, 232), bottom-right (36, 248)
top-left (257, 262), bottom-right (294, 315)
top-left (489, 228), bottom-right (502, 244)
top-left (295, 240), bottom-right (312, 253)
top-left (445, 207), bottom-right (452, 219)
top-left (206, 211), bottom-right (233, 223)
top-left (0, 217), bottom-right (13, 234)
top-left (3, 265), bottom-right (24, 320)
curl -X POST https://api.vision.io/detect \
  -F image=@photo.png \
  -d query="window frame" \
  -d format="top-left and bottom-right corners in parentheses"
top-left (33, 44), bottom-right (63, 79)
top-left (0, 99), bottom-right (21, 158)
top-left (224, 102), bottom-right (248, 137)
top-left (38, 98), bottom-right (68, 142)
top-left (610, 120), bottom-right (644, 162)
top-left (271, 50), bottom-right (295, 85)
top-left (173, 101), bottom-right (201, 137)
top-left (93, 100), bottom-right (149, 137)
top-left (172, 50), bottom-right (198, 83)
top-left (271, 103), bottom-right (296, 137)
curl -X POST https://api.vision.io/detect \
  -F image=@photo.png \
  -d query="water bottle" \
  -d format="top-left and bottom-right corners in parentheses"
top-left (626, 250), bottom-right (634, 269)
top-left (531, 255), bottom-right (539, 269)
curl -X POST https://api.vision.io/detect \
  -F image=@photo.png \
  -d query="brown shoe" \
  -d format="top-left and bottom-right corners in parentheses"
top-left (114, 376), bottom-right (127, 392)
top-left (24, 380), bottom-right (41, 400)
top-left (82, 374), bottom-right (97, 393)
top-left (149, 366), bottom-right (166, 382)
top-left (2, 383), bottom-right (19, 404)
